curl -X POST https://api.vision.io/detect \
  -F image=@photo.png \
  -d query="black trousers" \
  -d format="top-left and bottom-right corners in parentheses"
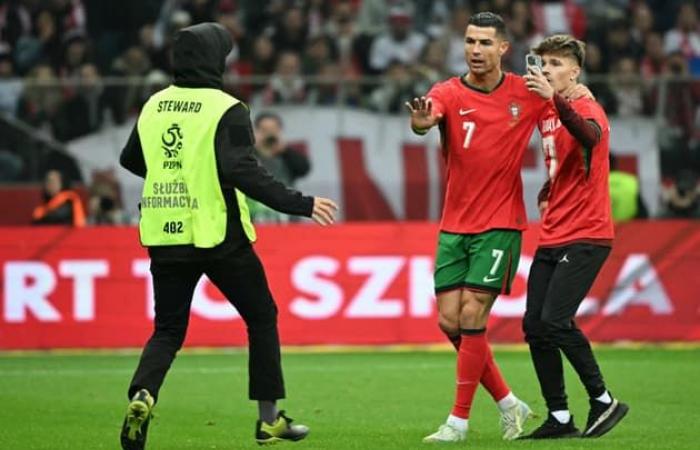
top-left (523, 243), bottom-right (610, 412)
top-left (128, 244), bottom-right (285, 402)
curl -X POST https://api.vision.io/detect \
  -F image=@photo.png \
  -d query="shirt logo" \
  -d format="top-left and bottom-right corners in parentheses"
top-left (483, 275), bottom-right (499, 283)
top-left (459, 108), bottom-right (477, 116)
top-left (508, 102), bottom-right (521, 126)
top-left (559, 254), bottom-right (570, 263)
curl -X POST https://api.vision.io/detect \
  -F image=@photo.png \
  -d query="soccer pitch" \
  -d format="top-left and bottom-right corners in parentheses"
top-left (0, 347), bottom-right (697, 449)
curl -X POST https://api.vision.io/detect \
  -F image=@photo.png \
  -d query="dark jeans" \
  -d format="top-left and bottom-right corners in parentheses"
top-left (128, 244), bottom-right (285, 402)
top-left (523, 243), bottom-right (610, 411)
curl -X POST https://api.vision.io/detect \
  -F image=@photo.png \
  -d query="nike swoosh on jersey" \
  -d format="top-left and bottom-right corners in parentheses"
top-left (459, 108), bottom-right (477, 116)
top-left (482, 276), bottom-right (499, 283)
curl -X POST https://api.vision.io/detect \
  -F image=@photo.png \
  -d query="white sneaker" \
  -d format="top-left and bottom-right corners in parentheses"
top-left (500, 400), bottom-right (534, 440)
top-left (422, 423), bottom-right (466, 443)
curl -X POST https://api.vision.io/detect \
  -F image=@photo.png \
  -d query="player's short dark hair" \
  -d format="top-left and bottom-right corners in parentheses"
top-left (533, 34), bottom-right (586, 67)
top-left (467, 12), bottom-right (507, 38)
top-left (254, 111), bottom-right (284, 129)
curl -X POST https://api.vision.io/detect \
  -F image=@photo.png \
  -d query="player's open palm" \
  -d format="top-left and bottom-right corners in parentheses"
top-left (312, 197), bottom-right (338, 226)
top-left (406, 96), bottom-right (442, 131)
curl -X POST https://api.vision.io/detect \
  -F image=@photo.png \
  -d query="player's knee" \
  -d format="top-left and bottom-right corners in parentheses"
top-left (438, 312), bottom-right (459, 336)
top-left (459, 301), bottom-right (486, 328)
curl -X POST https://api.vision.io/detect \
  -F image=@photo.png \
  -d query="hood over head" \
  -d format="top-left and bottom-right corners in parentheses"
top-left (172, 22), bottom-right (232, 89)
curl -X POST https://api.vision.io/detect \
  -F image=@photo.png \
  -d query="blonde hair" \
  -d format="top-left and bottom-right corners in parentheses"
top-left (532, 34), bottom-right (586, 67)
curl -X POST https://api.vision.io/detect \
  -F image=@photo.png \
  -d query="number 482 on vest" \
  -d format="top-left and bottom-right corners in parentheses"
top-left (163, 221), bottom-right (184, 234)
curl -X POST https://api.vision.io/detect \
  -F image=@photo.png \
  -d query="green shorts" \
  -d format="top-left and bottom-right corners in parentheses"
top-left (434, 229), bottom-right (522, 295)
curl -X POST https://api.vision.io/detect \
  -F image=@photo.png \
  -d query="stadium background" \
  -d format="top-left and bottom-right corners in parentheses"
top-left (1, 0), bottom-right (699, 348)
top-left (1, 2), bottom-right (699, 450)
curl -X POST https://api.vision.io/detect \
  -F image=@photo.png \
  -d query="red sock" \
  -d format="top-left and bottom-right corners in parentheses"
top-left (480, 343), bottom-right (511, 402)
top-left (451, 331), bottom-right (489, 419)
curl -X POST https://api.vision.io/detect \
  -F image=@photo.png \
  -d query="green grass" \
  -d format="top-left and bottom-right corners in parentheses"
top-left (0, 347), bottom-right (697, 449)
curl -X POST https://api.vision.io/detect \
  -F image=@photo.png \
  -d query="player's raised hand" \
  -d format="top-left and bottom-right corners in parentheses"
top-left (405, 96), bottom-right (442, 132)
top-left (524, 68), bottom-right (554, 99)
top-left (311, 197), bottom-right (338, 226)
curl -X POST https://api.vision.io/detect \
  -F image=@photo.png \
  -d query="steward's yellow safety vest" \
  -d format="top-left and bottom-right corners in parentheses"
top-left (137, 85), bottom-right (256, 247)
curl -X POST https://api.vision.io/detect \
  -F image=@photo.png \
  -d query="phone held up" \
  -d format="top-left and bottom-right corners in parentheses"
top-left (526, 53), bottom-right (542, 73)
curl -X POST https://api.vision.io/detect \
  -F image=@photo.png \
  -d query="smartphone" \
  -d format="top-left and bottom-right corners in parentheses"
top-left (526, 53), bottom-right (542, 73)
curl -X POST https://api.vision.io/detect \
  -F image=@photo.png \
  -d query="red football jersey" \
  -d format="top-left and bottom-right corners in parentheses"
top-left (427, 73), bottom-right (550, 234)
top-left (537, 97), bottom-right (614, 246)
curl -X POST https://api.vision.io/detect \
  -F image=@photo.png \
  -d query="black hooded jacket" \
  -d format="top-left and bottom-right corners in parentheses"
top-left (120, 23), bottom-right (314, 261)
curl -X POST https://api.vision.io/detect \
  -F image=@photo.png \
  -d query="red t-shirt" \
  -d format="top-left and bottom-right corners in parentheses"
top-left (537, 97), bottom-right (614, 246)
top-left (427, 73), bottom-right (550, 234)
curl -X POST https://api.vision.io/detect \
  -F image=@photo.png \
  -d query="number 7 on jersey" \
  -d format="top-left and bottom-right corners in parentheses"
top-left (462, 121), bottom-right (476, 149)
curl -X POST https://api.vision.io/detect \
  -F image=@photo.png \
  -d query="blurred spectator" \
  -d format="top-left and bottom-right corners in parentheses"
top-left (14, 9), bottom-right (62, 74)
top-left (655, 52), bottom-right (700, 175)
top-left (601, 19), bottom-right (642, 72)
top-left (357, 0), bottom-right (392, 35)
top-left (660, 169), bottom-right (700, 218)
top-left (58, 29), bottom-right (90, 77)
top-left (256, 51), bottom-right (307, 105)
top-left (325, 0), bottom-right (361, 74)
top-left (52, 63), bottom-right (104, 141)
top-left (307, 61), bottom-right (359, 106)
top-left (306, 0), bottom-right (332, 38)
top-left (368, 60), bottom-right (416, 113)
top-left (138, 24), bottom-right (171, 73)
top-left (16, 63), bottom-right (62, 130)
top-left (302, 35), bottom-right (337, 76)
top-left (248, 111), bottom-right (311, 223)
top-left (271, 6), bottom-right (308, 54)
top-left (505, 0), bottom-right (543, 74)
top-left (0, 43), bottom-right (22, 115)
top-left (610, 57), bottom-right (649, 117)
top-left (663, 2), bottom-right (700, 62)
top-left (50, 0), bottom-right (87, 34)
top-left (413, 39), bottom-right (449, 93)
top-left (662, 53), bottom-right (700, 135)
top-left (442, 5), bottom-right (470, 75)
top-left (368, 5), bottom-right (426, 73)
top-left (608, 153), bottom-right (649, 222)
top-left (88, 169), bottom-right (127, 225)
top-left (0, 0), bottom-right (33, 48)
top-left (583, 43), bottom-right (618, 115)
top-left (640, 33), bottom-right (667, 78)
top-left (217, 11), bottom-right (248, 73)
top-left (31, 169), bottom-right (86, 226)
top-left (630, 2), bottom-right (654, 49)
top-left (104, 46), bottom-right (153, 123)
top-left (250, 35), bottom-right (276, 76)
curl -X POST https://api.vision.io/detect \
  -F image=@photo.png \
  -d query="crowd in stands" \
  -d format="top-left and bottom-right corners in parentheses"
top-left (1, 0), bottom-right (699, 221)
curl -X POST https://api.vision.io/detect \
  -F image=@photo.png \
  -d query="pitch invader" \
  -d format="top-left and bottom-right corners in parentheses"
top-left (407, 12), bottom-right (591, 443)
top-left (520, 34), bottom-right (629, 439)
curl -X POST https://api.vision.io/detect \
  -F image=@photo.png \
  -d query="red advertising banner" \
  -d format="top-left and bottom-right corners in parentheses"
top-left (1, 222), bottom-right (699, 349)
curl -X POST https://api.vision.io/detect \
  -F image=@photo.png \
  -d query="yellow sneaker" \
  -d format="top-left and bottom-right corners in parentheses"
top-left (120, 389), bottom-right (155, 450)
top-left (255, 411), bottom-right (309, 445)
